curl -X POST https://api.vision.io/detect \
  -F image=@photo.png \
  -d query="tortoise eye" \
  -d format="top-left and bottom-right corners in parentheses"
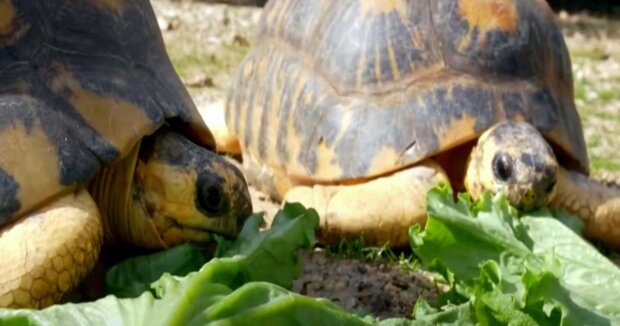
top-left (493, 152), bottom-right (513, 182)
top-left (545, 177), bottom-right (557, 194)
top-left (196, 175), bottom-right (226, 216)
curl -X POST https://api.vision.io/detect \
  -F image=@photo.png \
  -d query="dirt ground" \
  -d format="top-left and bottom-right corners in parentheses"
top-left (151, 0), bottom-right (620, 319)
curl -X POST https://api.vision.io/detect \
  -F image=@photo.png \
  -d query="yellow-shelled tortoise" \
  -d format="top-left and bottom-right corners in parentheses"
top-left (221, 0), bottom-right (620, 247)
top-left (0, 0), bottom-right (252, 308)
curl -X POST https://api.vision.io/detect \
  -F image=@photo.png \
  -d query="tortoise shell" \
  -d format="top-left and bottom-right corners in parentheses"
top-left (0, 0), bottom-right (214, 225)
top-left (226, 0), bottom-right (588, 183)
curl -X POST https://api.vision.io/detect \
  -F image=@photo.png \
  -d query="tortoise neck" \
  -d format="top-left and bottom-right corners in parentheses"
top-left (88, 141), bottom-right (166, 249)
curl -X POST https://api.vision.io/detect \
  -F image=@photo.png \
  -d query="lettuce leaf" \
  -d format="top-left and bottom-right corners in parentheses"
top-left (409, 184), bottom-right (620, 325)
top-left (2, 187), bottom-right (619, 326)
top-left (105, 243), bottom-right (211, 298)
top-left (0, 203), bottom-right (371, 325)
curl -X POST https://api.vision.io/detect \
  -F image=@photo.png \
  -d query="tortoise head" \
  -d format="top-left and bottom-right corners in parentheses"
top-left (132, 128), bottom-right (252, 247)
top-left (464, 121), bottom-right (558, 211)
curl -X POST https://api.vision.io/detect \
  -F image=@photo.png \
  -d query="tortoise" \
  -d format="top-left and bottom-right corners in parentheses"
top-left (217, 0), bottom-right (620, 248)
top-left (0, 0), bottom-right (252, 308)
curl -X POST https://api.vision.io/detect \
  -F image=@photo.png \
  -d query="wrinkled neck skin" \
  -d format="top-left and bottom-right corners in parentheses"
top-left (88, 142), bottom-right (167, 249)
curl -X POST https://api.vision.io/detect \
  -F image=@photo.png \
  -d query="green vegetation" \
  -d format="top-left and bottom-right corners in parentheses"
top-left (3, 186), bottom-right (620, 325)
top-left (569, 47), bottom-right (610, 61)
top-left (167, 40), bottom-right (249, 88)
top-left (406, 185), bottom-right (620, 324)
top-left (572, 70), bottom-right (620, 172)
top-left (323, 237), bottom-right (420, 271)
top-left (591, 158), bottom-right (620, 172)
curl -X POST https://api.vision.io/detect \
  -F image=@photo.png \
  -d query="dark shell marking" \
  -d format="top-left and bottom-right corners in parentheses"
top-left (226, 0), bottom-right (588, 183)
top-left (0, 0), bottom-right (213, 224)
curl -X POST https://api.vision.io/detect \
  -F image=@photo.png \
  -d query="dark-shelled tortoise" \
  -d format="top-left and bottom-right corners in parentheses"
top-left (0, 0), bottom-right (252, 308)
top-left (219, 0), bottom-right (620, 247)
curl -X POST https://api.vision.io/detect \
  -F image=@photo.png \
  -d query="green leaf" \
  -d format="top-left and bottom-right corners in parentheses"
top-left (414, 184), bottom-right (534, 281)
top-left (4, 184), bottom-right (620, 326)
top-left (411, 299), bottom-right (475, 325)
top-left (105, 243), bottom-right (211, 298)
top-left (414, 302), bottom-right (475, 326)
top-left (213, 212), bottom-right (266, 258)
top-left (0, 292), bottom-right (156, 326)
top-left (0, 202), bottom-right (332, 326)
top-left (210, 202), bottom-right (320, 289)
top-left (186, 282), bottom-right (371, 326)
top-left (470, 261), bottom-right (538, 326)
top-left (409, 184), bottom-right (620, 325)
top-left (522, 214), bottom-right (620, 323)
top-left (145, 203), bottom-right (322, 325)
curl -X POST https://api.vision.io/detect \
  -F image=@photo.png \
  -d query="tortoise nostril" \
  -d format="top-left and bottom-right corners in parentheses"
top-left (493, 152), bottom-right (513, 182)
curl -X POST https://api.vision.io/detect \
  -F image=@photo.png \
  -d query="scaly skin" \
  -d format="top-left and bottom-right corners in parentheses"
top-left (591, 170), bottom-right (620, 190)
top-left (552, 168), bottom-right (620, 248)
top-left (0, 189), bottom-right (102, 308)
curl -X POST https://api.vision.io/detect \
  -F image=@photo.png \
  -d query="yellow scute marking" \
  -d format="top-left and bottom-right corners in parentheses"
top-left (437, 114), bottom-right (478, 149)
top-left (367, 147), bottom-right (401, 176)
top-left (0, 0), bottom-right (16, 35)
top-left (249, 59), bottom-right (268, 154)
top-left (284, 71), bottom-right (308, 177)
top-left (387, 40), bottom-right (400, 80)
top-left (266, 58), bottom-right (284, 165)
top-left (315, 139), bottom-right (342, 179)
top-left (313, 104), bottom-right (351, 180)
top-left (374, 40), bottom-right (382, 87)
top-left (257, 56), bottom-right (268, 76)
top-left (458, 0), bottom-right (519, 32)
top-left (89, 0), bottom-right (125, 15)
top-left (0, 120), bottom-right (62, 218)
top-left (242, 59), bottom-right (254, 80)
top-left (360, 0), bottom-right (407, 17)
top-left (49, 63), bottom-right (153, 157)
top-left (273, 0), bottom-right (292, 36)
top-left (264, 0), bottom-right (282, 28)
top-left (0, 0), bottom-right (29, 46)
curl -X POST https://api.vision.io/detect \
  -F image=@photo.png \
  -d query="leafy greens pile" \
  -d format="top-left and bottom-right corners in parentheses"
top-left (404, 185), bottom-right (620, 325)
top-left (1, 185), bottom-right (619, 325)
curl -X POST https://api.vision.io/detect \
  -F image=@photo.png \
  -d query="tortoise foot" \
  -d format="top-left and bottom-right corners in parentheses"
top-left (552, 168), bottom-right (620, 249)
top-left (0, 188), bottom-right (102, 308)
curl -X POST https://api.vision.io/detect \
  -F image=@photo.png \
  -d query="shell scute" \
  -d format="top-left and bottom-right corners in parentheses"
top-left (313, 0), bottom-right (441, 94)
top-left (0, 0), bottom-right (212, 223)
top-left (227, 0), bottom-right (588, 182)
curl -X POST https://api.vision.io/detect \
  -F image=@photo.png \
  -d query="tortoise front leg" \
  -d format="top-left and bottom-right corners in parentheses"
top-left (551, 168), bottom-right (620, 248)
top-left (0, 188), bottom-right (102, 308)
top-left (283, 160), bottom-right (449, 247)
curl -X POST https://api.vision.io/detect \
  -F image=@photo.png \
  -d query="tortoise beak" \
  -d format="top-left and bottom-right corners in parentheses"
top-left (221, 161), bottom-right (253, 236)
